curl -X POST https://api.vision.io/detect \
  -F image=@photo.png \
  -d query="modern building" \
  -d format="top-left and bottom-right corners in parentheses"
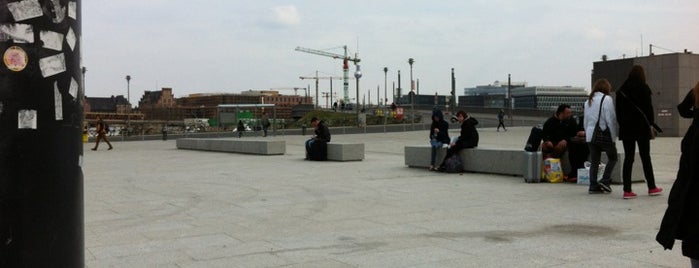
top-left (592, 51), bottom-right (699, 137)
top-left (459, 82), bottom-right (587, 113)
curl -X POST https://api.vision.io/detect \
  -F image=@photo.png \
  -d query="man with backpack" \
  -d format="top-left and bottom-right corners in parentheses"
top-left (92, 115), bottom-right (113, 151)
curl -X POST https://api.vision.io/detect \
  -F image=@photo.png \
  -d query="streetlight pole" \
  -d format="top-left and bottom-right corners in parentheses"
top-left (383, 67), bottom-right (388, 106)
top-left (408, 58), bottom-right (415, 129)
top-left (354, 65), bottom-right (362, 127)
top-left (125, 75), bottom-right (131, 135)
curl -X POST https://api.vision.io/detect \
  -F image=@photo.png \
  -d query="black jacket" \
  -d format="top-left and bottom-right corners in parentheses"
top-left (542, 116), bottom-right (578, 144)
top-left (656, 89), bottom-right (699, 259)
top-left (429, 110), bottom-right (450, 144)
top-left (456, 116), bottom-right (479, 148)
top-left (616, 80), bottom-right (655, 140)
top-left (314, 121), bottom-right (331, 143)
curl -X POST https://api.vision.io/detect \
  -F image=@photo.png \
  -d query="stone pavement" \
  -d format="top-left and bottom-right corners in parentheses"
top-left (83, 126), bottom-right (688, 267)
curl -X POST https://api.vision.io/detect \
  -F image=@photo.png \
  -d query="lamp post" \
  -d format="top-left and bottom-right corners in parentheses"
top-left (408, 58), bottom-right (415, 129)
top-left (354, 64), bottom-right (362, 127)
top-left (383, 67), bottom-right (388, 106)
top-left (125, 75), bottom-right (131, 135)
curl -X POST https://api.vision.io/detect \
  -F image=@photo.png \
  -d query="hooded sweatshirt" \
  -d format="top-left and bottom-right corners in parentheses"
top-left (430, 109), bottom-right (451, 144)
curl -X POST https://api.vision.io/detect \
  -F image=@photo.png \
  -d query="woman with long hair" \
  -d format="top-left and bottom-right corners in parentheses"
top-left (584, 79), bottom-right (618, 194)
top-left (428, 109), bottom-right (450, 171)
top-left (616, 65), bottom-right (663, 199)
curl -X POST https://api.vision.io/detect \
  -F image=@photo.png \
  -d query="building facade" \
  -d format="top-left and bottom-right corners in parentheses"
top-left (592, 52), bottom-right (699, 137)
top-left (459, 82), bottom-right (587, 113)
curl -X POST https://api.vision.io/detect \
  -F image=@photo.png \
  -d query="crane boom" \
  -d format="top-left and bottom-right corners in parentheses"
top-left (294, 46), bottom-right (360, 63)
top-left (295, 45), bottom-right (361, 103)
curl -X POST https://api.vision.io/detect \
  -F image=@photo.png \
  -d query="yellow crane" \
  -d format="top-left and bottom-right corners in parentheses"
top-left (295, 46), bottom-right (360, 104)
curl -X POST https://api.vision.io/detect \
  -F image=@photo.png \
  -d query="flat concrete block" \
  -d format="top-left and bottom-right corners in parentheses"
top-left (458, 148), bottom-right (524, 176)
top-left (404, 145), bottom-right (446, 168)
top-left (327, 143), bottom-right (364, 161)
top-left (176, 138), bottom-right (285, 155)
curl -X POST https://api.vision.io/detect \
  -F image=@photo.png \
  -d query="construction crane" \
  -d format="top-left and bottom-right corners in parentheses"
top-left (295, 46), bottom-right (360, 104)
top-left (299, 71), bottom-right (343, 109)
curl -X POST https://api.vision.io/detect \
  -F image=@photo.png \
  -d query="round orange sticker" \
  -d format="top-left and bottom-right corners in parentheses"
top-left (3, 46), bottom-right (28, 72)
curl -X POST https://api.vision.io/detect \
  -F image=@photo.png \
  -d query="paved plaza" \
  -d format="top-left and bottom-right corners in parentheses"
top-left (83, 126), bottom-right (688, 267)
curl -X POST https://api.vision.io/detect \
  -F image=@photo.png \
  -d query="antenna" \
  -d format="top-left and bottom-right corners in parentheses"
top-left (640, 34), bottom-right (643, 56)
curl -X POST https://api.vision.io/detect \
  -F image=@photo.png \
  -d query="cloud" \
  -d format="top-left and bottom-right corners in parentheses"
top-left (273, 5), bottom-right (300, 26)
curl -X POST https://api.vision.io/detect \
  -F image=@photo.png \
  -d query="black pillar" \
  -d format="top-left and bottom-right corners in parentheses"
top-left (0, 1), bottom-right (84, 267)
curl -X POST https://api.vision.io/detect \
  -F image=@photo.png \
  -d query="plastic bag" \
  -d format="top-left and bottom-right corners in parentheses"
top-left (543, 158), bottom-right (563, 183)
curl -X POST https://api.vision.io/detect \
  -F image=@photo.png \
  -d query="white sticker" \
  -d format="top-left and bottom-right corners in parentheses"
top-left (68, 2), bottom-right (77, 20)
top-left (69, 77), bottom-right (78, 99)
top-left (39, 53), bottom-right (66, 78)
top-left (54, 82), bottom-right (63, 120)
top-left (47, 0), bottom-right (66, 24)
top-left (40, 30), bottom-right (64, 51)
top-left (7, 0), bottom-right (42, 22)
top-left (18, 109), bottom-right (37, 129)
top-left (0, 23), bottom-right (34, 43)
top-left (66, 27), bottom-right (76, 51)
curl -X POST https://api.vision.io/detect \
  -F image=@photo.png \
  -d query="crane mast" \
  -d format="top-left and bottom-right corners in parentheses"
top-left (295, 46), bottom-right (360, 104)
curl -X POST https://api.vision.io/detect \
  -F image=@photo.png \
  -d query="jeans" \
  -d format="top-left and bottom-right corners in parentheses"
top-left (305, 139), bottom-right (315, 158)
top-left (621, 137), bottom-right (656, 192)
top-left (430, 141), bottom-right (443, 166)
top-left (588, 141), bottom-right (618, 189)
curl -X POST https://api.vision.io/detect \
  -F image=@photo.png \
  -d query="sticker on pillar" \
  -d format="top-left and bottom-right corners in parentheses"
top-left (7, 0), bottom-right (43, 22)
top-left (45, 0), bottom-right (67, 24)
top-left (40, 30), bottom-right (64, 51)
top-left (3, 46), bottom-right (28, 72)
top-left (69, 77), bottom-right (78, 100)
top-left (68, 2), bottom-right (77, 20)
top-left (38, 53), bottom-right (66, 78)
top-left (66, 27), bottom-right (76, 51)
top-left (0, 23), bottom-right (34, 43)
top-left (18, 109), bottom-right (37, 129)
top-left (54, 82), bottom-right (63, 120)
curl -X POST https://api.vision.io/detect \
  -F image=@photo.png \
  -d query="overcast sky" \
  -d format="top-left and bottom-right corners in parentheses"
top-left (82, 1), bottom-right (699, 104)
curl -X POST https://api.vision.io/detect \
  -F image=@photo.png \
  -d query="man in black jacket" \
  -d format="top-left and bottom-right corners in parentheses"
top-left (305, 117), bottom-right (331, 160)
top-left (541, 104), bottom-right (587, 181)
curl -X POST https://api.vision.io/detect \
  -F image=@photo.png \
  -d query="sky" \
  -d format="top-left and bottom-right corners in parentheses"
top-left (82, 0), bottom-right (699, 105)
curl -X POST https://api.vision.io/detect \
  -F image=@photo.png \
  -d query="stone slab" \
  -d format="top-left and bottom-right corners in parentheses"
top-left (404, 145), bottom-right (644, 183)
top-left (327, 143), bottom-right (364, 161)
top-left (176, 138), bottom-right (285, 155)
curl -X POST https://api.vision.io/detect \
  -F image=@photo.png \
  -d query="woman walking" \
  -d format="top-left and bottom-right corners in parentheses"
top-left (584, 79), bottom-right (618, 194)
top-left (616, 65), bottom-right (663, 199)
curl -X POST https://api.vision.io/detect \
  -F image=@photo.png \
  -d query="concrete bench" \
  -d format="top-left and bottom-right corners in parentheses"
top-left (404, 145), bottom-right (643, 184)
top-left (177, 138), bottom-right (285, 155)
top-left (327, 143), bottom-right (364, 161)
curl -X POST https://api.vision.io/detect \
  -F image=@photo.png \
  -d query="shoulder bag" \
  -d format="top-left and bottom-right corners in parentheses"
top-left (618, 91), bottom-right (662, 139)
top-left (590, 95), bottom-right (614, 147)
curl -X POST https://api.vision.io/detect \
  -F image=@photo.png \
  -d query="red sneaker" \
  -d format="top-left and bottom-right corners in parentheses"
top-left (649, 187), bottom-right (663, 196)
top-left (623, 192), bottom-right (637, 199)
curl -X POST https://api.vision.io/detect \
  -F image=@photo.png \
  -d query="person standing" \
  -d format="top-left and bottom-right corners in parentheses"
top-left (236, 120), bottom-right (245, 138)
top-left (497, 109), bottom-right (507, 132)
top-left (584, 79), bottom-right (617, 194)
top-left (260, 112), bottom-right (271, 137)
top-left (437, 110), bottom-right (478, 171)
top-left (656, 82), bottom-right (699, 267)
top-left (91, 115), bottom-right (113, 151)
top-left (428, 109), bottom-right (450, 171)
top-left (616, 65), bottom-right (663, 199)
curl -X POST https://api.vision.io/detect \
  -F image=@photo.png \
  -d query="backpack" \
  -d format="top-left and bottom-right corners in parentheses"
top-left (524, 126), bottom-right (543, 152)
top-left (444, 154), bottom-right (463, 173)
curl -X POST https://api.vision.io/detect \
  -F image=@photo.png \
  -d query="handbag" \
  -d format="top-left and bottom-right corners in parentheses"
top-left (617, 91), bottom-right (662, 139)
top-left (590, 95), bottom-right (614, 147)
